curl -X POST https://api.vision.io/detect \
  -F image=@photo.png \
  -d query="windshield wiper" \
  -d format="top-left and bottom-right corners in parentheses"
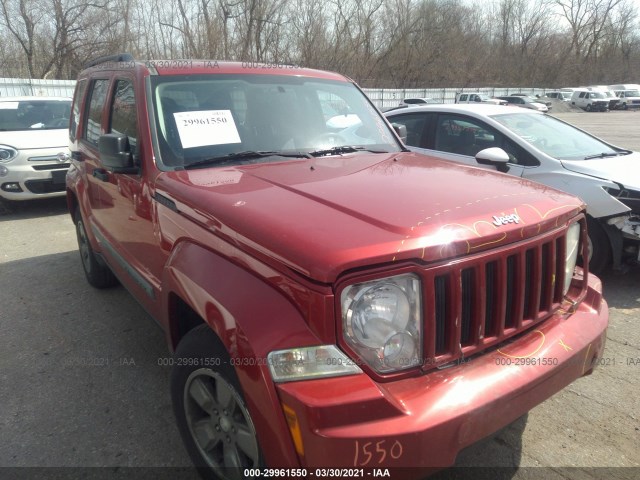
top-left (184, 150), bottom-right (311, 169)
top-left (308, 145), bottom-right (389, 157)
top-left (583, 151), bottom-right (628, 160)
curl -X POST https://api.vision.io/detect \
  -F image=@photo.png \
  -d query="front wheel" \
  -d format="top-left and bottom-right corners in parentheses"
top-left (586, 104), bottom-right (592, 112)
top-left (171, 325), bottom-right (262, 480)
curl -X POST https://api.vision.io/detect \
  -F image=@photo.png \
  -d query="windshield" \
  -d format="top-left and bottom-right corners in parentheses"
top-left (0, 99), bottom-right (71, 131)
top-left (491, 112), bottom-right (623, 160)
top-left (150, 74), bottom-right (400, 167)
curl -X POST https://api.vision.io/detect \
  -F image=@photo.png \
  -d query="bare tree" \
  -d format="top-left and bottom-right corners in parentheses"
top-left (0, 0), bottom-right (639, 86)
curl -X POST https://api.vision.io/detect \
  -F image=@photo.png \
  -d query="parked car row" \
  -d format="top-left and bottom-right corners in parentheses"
top-left (392, 83), bottom-right (640, 114)
top-left (546, 84), bottom-right (640, 111)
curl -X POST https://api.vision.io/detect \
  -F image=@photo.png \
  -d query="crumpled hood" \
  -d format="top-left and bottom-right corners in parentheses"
top-left (0, 129), bottom-right (68, 150)
top-left (562, 152), bottom-right (640, 190)
top-left (156, 152), bottom-right (584, 282)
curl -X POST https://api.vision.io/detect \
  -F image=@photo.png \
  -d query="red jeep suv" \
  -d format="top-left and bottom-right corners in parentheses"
top-left (66, 54), bottom-right (608, 478)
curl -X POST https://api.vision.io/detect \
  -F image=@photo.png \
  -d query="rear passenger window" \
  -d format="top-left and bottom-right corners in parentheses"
top-left (109, 80), bottom-right (138, 159)
top-left (83, 79), bottom-right (109, 147)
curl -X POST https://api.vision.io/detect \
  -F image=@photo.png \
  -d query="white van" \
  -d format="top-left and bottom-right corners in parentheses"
top-left (571, 89), bottom-right (609, 111)
top-left (613, 89), bottom-right (640, 109)
top-left (585, 86), bottom-right (620, 110)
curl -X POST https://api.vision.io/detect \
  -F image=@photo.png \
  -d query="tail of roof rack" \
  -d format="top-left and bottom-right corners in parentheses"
top-left (84, 53), bottom-right (134, 69)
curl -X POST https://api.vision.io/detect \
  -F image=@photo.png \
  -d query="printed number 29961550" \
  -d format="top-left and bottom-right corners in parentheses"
top-left (353, 439), bottom-right (403, 466)
top-left (182, 116), bottom-right (228, 127)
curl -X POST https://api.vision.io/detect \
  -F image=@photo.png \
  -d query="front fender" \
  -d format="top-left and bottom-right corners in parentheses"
top-left (161, 240), bottom-right (323, 467)
top-left (524, 169), bottom-right (630, 218)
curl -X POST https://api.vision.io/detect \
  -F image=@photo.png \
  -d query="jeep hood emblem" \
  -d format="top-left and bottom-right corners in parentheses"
top-left (493, 213), bottom-right (520, 226)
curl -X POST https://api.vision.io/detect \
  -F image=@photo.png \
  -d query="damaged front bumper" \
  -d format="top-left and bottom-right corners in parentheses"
top-left (606, 214), bottom-right (640, 266)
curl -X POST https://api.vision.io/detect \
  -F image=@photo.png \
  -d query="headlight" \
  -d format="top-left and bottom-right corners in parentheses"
top-left (564, 222), bottom-right (581, 295)
top-left (341, 273), bottom-right (422, 373)
top-left (0, 145), bottom-right (18, 162)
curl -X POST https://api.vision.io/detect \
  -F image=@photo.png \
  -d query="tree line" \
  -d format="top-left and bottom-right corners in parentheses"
top-left (1, 0), bottom-right (638, 88)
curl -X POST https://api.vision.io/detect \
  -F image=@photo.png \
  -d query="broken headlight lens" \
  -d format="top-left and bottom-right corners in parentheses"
top-left (564, 222), bottom-right (581, 295)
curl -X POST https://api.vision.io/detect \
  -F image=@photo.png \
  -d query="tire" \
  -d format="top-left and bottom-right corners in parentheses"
top-left (584, 216), bottom-right (611, 276)
top-left (171, 325), bottom-right (262, 480)
top-left (586, 104), bottom-right (592, 112)
top-left (623, 103), bottom-right (628, 110)
top-left (74, 210), bottom-right (118, 288)
top-left (0, 197), bottom-right (13, 215)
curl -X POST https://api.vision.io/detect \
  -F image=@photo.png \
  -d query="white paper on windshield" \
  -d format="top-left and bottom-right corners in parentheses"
top-left (173, 110), bottom-right (241, 149)
top-left (0, 102), bottom-right (19, 110)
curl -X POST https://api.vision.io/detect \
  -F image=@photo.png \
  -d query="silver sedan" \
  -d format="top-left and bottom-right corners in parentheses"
top-left (385, 104), bottom-right (640, 274)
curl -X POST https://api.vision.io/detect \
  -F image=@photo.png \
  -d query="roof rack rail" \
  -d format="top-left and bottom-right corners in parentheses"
top-left (84, 53), bottom-right (134, 69)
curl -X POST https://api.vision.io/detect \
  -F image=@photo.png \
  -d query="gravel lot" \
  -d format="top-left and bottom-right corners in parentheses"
top-left (1, 111), bottom-right (638, 479)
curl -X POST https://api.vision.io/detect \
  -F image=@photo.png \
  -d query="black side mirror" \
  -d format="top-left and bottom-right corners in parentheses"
top-left (99, 134), bottom-right (137, 173)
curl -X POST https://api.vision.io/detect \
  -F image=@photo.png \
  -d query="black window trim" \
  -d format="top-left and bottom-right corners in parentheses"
top-left (81, 77), bottom-right (111, 150)
top-left (108, 76), bottom-right (141, 174)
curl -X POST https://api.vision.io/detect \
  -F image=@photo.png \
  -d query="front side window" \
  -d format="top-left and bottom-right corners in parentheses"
top-left (84, 79), bottom-right (109, 147)
top-left (435, 115), bottom-right (497, 157)
top-left (109, 80), bottom-right (138, 159)
top-left (151, 74), bottom-right (400, 168)
top-left (0, 99), bottom-right (70, 132)
top-left (435, 114), bottom-right (538, 166)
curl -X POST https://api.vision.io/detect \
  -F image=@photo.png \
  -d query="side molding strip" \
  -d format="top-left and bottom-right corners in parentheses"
top-left (91, 225), bottom-right (156, 299)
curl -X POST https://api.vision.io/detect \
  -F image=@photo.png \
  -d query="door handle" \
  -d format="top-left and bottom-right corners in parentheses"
top-left (93, 168), bottom-right (109, 182)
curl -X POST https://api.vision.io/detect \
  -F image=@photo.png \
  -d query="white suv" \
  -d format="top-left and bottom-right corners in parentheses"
top-left (0, 97), bottom-right (71, 213)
